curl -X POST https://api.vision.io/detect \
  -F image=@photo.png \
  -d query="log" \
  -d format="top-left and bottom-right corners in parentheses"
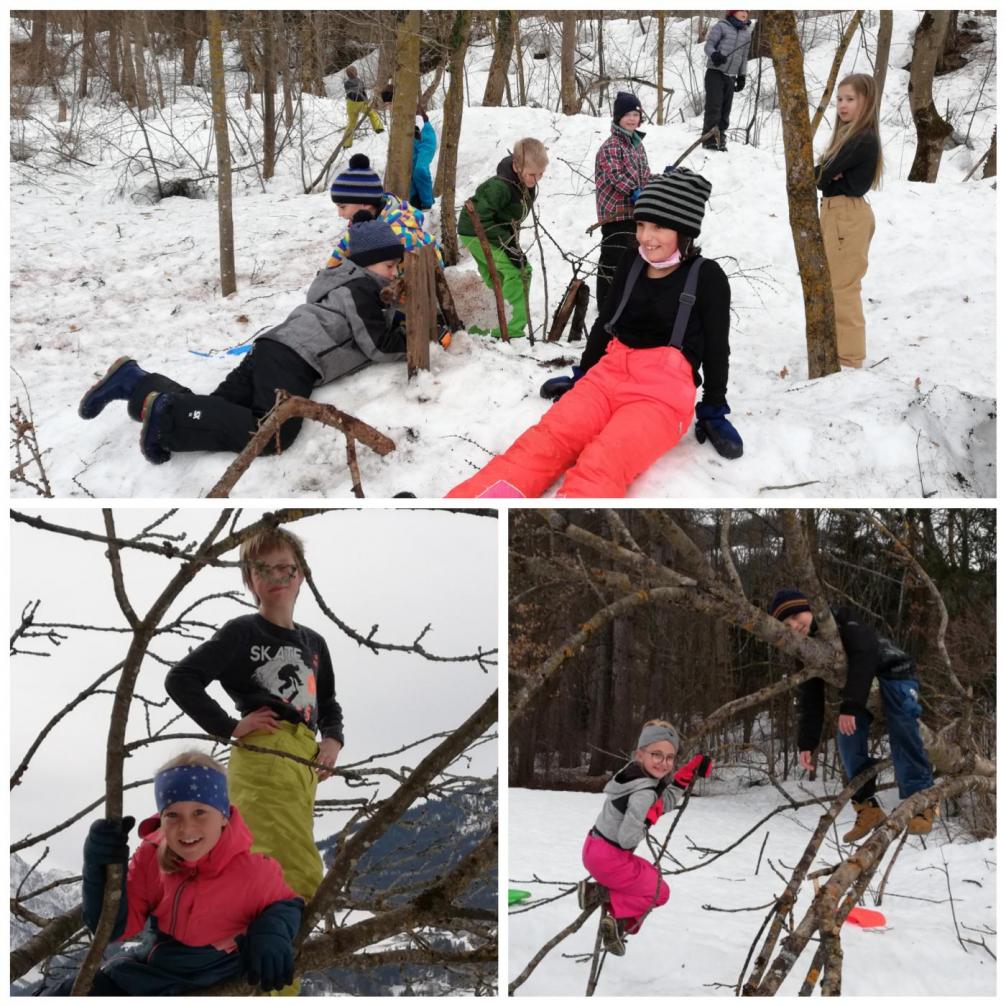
top-left (404, 243), bottom-right (437, 377)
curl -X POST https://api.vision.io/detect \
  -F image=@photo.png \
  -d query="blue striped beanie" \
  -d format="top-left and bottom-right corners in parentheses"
top-left (330, 154), bottom-right (385, 207)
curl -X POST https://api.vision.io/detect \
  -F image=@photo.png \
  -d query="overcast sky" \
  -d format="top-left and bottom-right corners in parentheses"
top-left (10, 507), bottom-right (499, 872)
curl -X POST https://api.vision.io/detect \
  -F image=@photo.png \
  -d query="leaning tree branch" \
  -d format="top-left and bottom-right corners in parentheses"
top-left (10, 905), bottom-right (84, 982)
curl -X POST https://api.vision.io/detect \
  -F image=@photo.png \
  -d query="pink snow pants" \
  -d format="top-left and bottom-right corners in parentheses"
top-left (445, 340), bottom-right (696, 499)
top-left (582, 833), bottom-right (669, 926)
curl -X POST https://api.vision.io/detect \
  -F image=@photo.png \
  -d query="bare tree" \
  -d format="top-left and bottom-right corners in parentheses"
top-left (207, 11), bottom-right (236, 297)
top-left (560, 14), bottom-right (580, 115)
top-left (809, 11), bottom-right (864, 139)
top-left (907, 11), bottom-right (954, 182)
top-left (874, 11), bottom-right (893, 113)
top-left (483, 11), bottom-right (515, 107)
top-left (384, 10), bottom-right (421, 201)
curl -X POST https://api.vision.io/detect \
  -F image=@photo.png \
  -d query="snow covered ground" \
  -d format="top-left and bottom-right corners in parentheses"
top-left (9, 12), bottom-right (997, 498)
top-left (508, 782), bottom-right (996, 996)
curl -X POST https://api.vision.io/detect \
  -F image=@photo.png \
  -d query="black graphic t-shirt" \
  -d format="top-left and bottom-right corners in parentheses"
top-left (165, 614), bottom-right (344, 744)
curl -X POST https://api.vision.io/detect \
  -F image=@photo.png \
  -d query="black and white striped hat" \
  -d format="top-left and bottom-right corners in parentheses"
top-left (633, 166), bottom-right (712, 238)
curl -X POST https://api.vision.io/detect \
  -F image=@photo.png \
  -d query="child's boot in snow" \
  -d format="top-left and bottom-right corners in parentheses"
top-left (599, 912), bottom-right (627, 956)
top-left (577, 880), bottom-right (605, 912)
top-left (139, 392), bottom-right (171, 464)
top-left (907, 806), bottom-right (934, 835)
top-left (843, 799), bottom-right (886, 842)
top-left (79, 358), bottom-right (148, 419)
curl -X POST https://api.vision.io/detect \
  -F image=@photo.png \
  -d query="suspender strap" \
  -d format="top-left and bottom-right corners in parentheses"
top-left (668, 257), bottom-right (704, 349)
top-left (603, 254), bottom-right (646, 335)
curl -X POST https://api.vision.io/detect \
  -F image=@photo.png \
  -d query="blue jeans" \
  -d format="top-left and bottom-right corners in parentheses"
top-left (836, 677), bottom-right (934, 803)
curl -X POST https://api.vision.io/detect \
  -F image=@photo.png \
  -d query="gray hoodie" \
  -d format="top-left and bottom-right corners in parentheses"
top-left (704, 17), bottom-right (752, 78)
top-left (258, 260), bottom-right (406, 386)
top-left (592, 762), bottom-right (679, 851)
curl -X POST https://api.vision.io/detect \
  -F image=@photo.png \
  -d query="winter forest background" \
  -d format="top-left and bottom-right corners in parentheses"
top-left (9, 10), bottom-right (998, 500)
top-left (507, 508), bottom-right (995, 996)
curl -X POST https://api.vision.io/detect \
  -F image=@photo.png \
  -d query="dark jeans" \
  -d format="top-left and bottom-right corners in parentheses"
top-left (127, 339), bottom-right (319, 456)
top-left (702, 68), bottom-right (735, 142)
top-left (596, 220), bottom-right (637, 316)
top-left (837, 677), bottom-right (935, 803)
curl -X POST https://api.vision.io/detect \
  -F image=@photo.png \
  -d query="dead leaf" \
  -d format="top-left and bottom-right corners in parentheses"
top-left (69, 323), bottom-right (79, 332)
top-left (779, 366), bottom-right (789, 379)
top-left (914, 377), bottom-right (922, 391)
top-left (236, 314), bottom-right (250, 324)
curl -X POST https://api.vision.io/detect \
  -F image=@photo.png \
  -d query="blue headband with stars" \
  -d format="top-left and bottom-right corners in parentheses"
top-left (155, 764), bottom-right (230, 818)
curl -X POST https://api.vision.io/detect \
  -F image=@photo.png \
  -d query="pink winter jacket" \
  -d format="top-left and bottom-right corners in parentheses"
top-left (122, 806), bottom-right (298, 951)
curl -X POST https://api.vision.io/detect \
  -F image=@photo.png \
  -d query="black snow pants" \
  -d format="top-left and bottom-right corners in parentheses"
top-left (702, 68), bottom-right (735, 142)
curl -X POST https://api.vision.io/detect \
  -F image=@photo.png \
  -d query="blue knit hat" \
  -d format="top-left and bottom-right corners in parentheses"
top-left (346, 211), bottom-right (404, 267)
top-left (330, 154), bottom-right (385, 207)
top-left (155, 763), bottom-right (230, 818)
top-left (612, 91), bottom-right (643, 123)
top-left (770, 588), bottom-right (812, 621)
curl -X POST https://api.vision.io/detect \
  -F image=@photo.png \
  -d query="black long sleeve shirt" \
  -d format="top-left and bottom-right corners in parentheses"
top-left (578, 250), bottom-right (732, 406)
top-left (165, 614), bottom-right (344, 744)
top-left (816, 131), bottom-right (880, 198)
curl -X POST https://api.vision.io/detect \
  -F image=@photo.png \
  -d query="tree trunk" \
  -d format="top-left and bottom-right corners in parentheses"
top-left (29, 11), bottom-right (48, 85)
top-left (762, 11), bottom-right (839, 378)
top-left (935, 10), bottom-right (961, 75)
top-left (514, 15), bottom-right (526, 106)
top-left (131, 13), bottom-right (150, 111)
top-left (107, 15), bottom-right (121, 97)
top-left (482, 11), bottom-right (515, 107)
top-left (560, 13), bottom-right (580, 115)
top-left (78, 12), bottom-right (94, 99)
top-left (982, 125), bottom-right (996, 179)
top-left (262, 15), bottom-right (277, 181)
top-left (239, 12), bottom-right (264, 94)
top-left (907, 11), bottom-right (954, 183)
top-left (809, 11), bottom-right (864, 139)
top-left (277, 15), bottom-right (294, 129)
top-left (119, 21), bottom-right (138, 107)
top-left (208, 11), bottom-right (237, 297)
top-left (181, 11), bottom-right (200, 86)
top-left (435, 10), bottom-right (473, 266)
top-left (656, 13), bottom-right (665, 125)
top-left (384, 11), bottom-right (422, 201)
top-left (874, 11), bottom-right (893, 114)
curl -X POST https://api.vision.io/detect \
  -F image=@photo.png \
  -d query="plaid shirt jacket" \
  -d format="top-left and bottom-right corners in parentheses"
top-left (594, 127), bottom-right (652, 224)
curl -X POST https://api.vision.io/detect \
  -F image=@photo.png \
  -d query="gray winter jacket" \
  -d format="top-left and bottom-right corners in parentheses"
top-left (258, 261), bottom-right (406, 386)
top-left (704, 17), bottom-right (752, 78)
top-left (592, 762), bottom-right (678, 851)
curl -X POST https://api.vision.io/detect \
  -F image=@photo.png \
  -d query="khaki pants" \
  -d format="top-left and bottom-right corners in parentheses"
top-left (343, 99), bottom-right (383, 147)
top-left (820, 195), bottom-right (875, 368)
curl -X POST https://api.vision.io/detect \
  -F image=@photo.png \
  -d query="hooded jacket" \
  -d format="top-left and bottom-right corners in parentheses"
top-left (458, 155), bottom-right (537, 262)
top-left (704, 15), bottom-right (752, 78)
top-left (594, 124), bottom-right (652, 223)
top-left (592, 762), bottom-right (679, 851)
top-left (411, 120), bottom-right (437, 210)
top-left (258, 260), bottom-right (406, 386)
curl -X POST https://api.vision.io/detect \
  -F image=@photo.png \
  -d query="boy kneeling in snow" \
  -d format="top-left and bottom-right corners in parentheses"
top-left (78, 215), bottom-right (407, 464)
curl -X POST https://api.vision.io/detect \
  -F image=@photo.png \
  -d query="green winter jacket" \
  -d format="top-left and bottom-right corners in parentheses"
top-left (458, 155), bottom-right (537, 263)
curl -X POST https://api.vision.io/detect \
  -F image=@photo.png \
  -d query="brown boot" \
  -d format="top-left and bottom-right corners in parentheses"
top-left (907, 806), bottom-right (934, 835)
top-left (843, 800), bottom-right (887, 843)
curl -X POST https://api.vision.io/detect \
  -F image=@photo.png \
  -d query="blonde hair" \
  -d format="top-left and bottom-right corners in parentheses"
top-left (239, 527), bottom-right (308, 597)
top-left (819, 73), bottom-right (884, 191)
top-left (155, 750), bottom-right (227, 873)
top-left (346, 65), bottom-right (358, 78)
top-left (642, 718), bottom-right (676, 730)
top-left (512, 137), bottom-right (549, 174)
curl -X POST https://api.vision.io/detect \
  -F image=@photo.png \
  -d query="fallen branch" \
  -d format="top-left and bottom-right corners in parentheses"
top-left (464, 198), bottom-right (510, 343)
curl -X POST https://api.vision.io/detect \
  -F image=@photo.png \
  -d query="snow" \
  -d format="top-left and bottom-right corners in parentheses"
top-left (9, 12), bottom-right (997, 498)
top-left (508, 781), bottom-right (996, 996)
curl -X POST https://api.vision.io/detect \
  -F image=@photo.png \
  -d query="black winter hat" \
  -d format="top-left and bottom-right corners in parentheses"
top-left (612, 91), bottom-right (643, 124)
top-left (633, 167), bottom-right (712, 238)
top-left (330, 154), bottom-right (385, 207)
top-left (769, 589), bottom-right (812, 621)
top-left (346, 210), bottom-right (404, 267)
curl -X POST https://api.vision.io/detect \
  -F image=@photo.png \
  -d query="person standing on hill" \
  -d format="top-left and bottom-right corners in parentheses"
top-left (342, 65), bottom-right (385, 149)
top-left (702, 11), bottom-right (752, 151)
top-left (594, 91), bottom-right (652, 312)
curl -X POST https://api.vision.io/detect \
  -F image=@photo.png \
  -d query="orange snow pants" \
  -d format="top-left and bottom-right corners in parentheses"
top-left (446, 340), bottom-right (696, 499)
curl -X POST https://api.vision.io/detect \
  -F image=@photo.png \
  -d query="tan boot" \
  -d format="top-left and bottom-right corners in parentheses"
top-left (843, 800), bottom-right (887, 842)
top-left (907, 806), bottom-right (934, 835)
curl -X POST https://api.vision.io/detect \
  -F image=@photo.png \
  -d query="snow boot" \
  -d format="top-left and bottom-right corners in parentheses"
top-left (577, 880), bottom-right (605, 912)
top-left (702, 141), bottom-right (719, 151)
top-left (139, 392), bottom-right (171, 464)
top-left (599, 912), bottom-right (627, 956)
top-left (78, 357), bottom-right (148, 419)
top-left (843, 799), bottom-right (886, 843)
top-left (907, 806), bottom-right (935, 835)
top-left (718, 137), bottom-right (728, 152)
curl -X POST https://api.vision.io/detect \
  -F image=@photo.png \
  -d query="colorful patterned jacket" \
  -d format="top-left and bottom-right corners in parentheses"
top-left (326, 195), bottom-right (444, 271)
top-left (594, 125), bottom-right (652, 224)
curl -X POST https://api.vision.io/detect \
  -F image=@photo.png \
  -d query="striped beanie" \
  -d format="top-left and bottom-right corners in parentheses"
top-left (633, 167), bottom-right (712, 238)
top-left (330, 154), bottom-right (385, 207)
top-left (346, 211), bottom-right (404, 267)
top-left (770, 588), bottom-right (813, 621)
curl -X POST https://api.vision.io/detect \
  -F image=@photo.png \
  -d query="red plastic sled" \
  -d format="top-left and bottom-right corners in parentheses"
top-left (846, 907), bottom-right (887, 928)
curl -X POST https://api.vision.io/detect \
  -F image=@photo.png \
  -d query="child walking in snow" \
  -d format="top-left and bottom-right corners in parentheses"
top-left (580, 721), bottom-right (712, 956)
top-left (816, 73), bottom-right (883, 368)
top-left (78, 215), bottom-right (408, 465)
top-left (165, 526), bottom-right (343, 905)
top-left (342, 65), bottom-right (385, 148)
top-left (702, 11), bottom-right (752, 151)
top-left (457, 137), bottom-right (549, 340)
top-left (445, 168), bottom-right (742, 499)
top-left (45, 751), bottom-right (302, 996)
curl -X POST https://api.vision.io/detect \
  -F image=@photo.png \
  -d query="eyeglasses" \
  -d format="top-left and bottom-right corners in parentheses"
top-left (643, 749), bottom-right (677, 766)
top-left (249, 562), bottom-right (300, 584)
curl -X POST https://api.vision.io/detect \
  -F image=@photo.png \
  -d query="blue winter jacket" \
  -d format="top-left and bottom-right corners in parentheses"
top-left (410, 120), bottom-right (437, 211)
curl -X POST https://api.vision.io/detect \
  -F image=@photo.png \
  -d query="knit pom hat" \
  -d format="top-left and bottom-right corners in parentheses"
top-left (633, 167), bottom-right (712, 238)
top-left (769, 588), bottom-right (812, 621)
top-left (346, 210), bottom-right (404, 267)
top-left (612, 91), bottom-right (643, 124)
top-left (330, 154), bottom-right (385, 207)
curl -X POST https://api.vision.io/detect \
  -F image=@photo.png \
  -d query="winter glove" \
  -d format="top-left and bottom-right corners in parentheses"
top-left (630, 187), bottom-right (642, 204)
top-left (672, 754), bottom-right (713, 790)
top-left (84, 817), bottom-right (135, 868)
top-left (644, 796), bottom-right (666, 827)
top-left (238, 914), bottom-right (296, 993)
top-left (734, 75), bottom-right (746, 92)
top-left (540, 365), bottom-right (584, 401)
top-left (711, 51), bottom-right (727, 67)
top-left (694, 401), bottom-right (744, 459)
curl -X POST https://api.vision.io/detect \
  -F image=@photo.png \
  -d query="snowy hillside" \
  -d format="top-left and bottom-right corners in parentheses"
top-left (508, 782), bottom-right (996, 996)
top-left (9, 13), bottom-right (996, 498)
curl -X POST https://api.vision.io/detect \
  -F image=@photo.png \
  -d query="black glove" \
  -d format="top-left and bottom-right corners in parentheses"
top-left (238, 914), bottom-right (295, 993)
top-left (84, 817), bottom-right (135, 868)
top-left (694, 402), bottom-right (743, 459)
top-left (540, 366), bottom-right (583, 401)
top-left (734, 75), bottom-right (746, 92)
top-left (711, 51), bottom-right (727, 67)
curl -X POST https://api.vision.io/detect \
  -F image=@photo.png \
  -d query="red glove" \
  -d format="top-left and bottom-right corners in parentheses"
top-left (644, 797), bottom-right (664, 827)
top-left (672, 754), bottom-right (712, 790)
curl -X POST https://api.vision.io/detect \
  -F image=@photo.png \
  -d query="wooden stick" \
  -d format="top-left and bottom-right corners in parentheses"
top-left (206, 391), bottom-right (395, 498)
top-left (464, 198), bottom-right (510, 342)
top-left (404, 243), bottom-right (436, 378)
